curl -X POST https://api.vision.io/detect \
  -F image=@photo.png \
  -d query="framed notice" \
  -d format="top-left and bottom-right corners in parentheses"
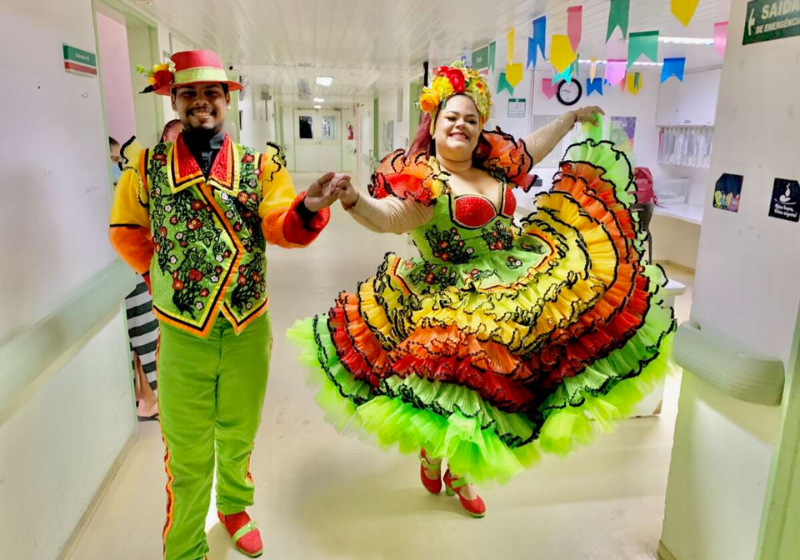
top-left (508, 98), bottom-right (526, 118)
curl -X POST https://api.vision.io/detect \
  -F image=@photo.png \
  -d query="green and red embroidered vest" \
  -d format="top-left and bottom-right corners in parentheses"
top-left (142, 135), bottom-right (274, 337)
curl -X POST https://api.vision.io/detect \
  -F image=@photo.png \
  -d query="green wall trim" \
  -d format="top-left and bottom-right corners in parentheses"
top-left (373, 97), bottom-right (379, 160)
top-left (0, 261), bottom-right (137, 410)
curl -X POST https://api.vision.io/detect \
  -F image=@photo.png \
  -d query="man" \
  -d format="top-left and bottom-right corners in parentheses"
top-left (109, 49), bottom-right (342, 560)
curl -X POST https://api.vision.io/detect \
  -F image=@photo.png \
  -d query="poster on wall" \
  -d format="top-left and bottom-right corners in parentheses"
top-left (610, 116), bottom-right (636, 150)
top-left (713, 173), bottom-right (744, 212)
top-left (768, 178), bottom-right (800, 222)
top-left (508, 98), bottom-right (526, 118)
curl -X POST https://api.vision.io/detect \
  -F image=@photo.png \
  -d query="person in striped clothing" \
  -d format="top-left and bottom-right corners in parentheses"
top-left (125, 278), bottom-right (159, 420)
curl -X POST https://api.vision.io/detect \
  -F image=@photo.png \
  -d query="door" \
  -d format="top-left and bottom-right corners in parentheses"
top-left (294, 109), bottom-right (342, 172)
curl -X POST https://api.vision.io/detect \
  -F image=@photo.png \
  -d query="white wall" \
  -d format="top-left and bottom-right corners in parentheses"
top-left (239, 84), bottom-right (277, 151)
top-left (0, 310), bottom-right (134, 560)
top-left (96, 12), bottom-right (136, 143)
top-left (0, 1), bottom-right (137, 558)
top-left (0, 0), bottom-right (117, 343)
top-left (661, 0), bottom-right (800, 557)
top-left (377, 82), bottom-right (411, 158)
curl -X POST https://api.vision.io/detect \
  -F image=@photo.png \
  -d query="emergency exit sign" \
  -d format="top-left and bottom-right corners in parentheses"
top-left (744, 0), bottom-right (800, 45)
top-left (63, 44), bottom-right (97, 77)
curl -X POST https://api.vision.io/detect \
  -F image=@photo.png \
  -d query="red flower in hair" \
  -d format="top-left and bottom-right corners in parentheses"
top-left (437, 66), bottom-right (465, 93)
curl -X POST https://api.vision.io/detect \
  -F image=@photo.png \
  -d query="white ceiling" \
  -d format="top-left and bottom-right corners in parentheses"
top-left (124, 0), bottom-right (733, 108)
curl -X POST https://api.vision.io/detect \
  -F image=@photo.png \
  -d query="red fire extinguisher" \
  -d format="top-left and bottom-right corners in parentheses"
top-left (346, 122), bottom-right (354, 140)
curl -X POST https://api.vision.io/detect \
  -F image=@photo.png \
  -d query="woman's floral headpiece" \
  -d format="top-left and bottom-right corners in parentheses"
top-left (419, 61), bottom-right (492, 133)
top-left (136, 60), bottom-right (176, 94)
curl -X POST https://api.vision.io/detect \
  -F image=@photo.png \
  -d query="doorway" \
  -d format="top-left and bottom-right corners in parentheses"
top-left (294, 109), bottom-right (343, 172)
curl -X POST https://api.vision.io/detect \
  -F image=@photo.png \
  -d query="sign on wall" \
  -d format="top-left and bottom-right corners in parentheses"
top-left (713, 173), bottom-right (744, 213)
top-left (768, 178), bottom-right (800, 222)
top-left (472, 45), bottom-right (490, 70)
top-left (743, 0), bottom-right (800, 45)
top-left (63, 44), bottom-right (97, 77)
top-left (508, 98), bottom-right (526, 118)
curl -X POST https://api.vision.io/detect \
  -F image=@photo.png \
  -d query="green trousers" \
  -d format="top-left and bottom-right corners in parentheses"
top-left (158, 314), bottom-right (271, 560)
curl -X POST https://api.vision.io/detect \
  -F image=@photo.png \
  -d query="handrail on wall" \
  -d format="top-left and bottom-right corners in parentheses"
top-left (673, 321), bottom-right (785, 406)
top-left (0, 261), bottom-right (137, 410)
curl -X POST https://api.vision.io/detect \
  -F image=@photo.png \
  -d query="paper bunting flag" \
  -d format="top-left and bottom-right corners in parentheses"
top-left (506, 29), bottom-right (524, 87)
top-left (551, 35), bottom-right (576, 73)
top-left (554, 66), bottom-right (573, 84)
top-left (627, 72), bottom-right (642, 95)
top-left (620, 79), bottom-right (627, 93)
top-left (498, 72), bottom-right (515, 95)
top-left (661, 58), bottom-right (686, 82)
top-left (628, 31), bottom-right (659, 68)
top-left (587, 77), bottom-right (604, 96)
top-left (714, 22), bottom-right (728, 57)
top-left (542, 77), bottom-right (558, 99)
top-left (672, 0), bottom-right (699, 26)
top-left (604, 59), bottom-right (626, 86)
top-left (567, 6), bottom-right (583, 53)
top-left (607, 0), bottom-right (630, 41)
top-left (589, 58), bottom-right (598, 81)
top-left (528, 16), bottom-right (547, 69)
top-left (507, 63), bottom-right (524, 86)
top-left (488, 41), bottom-right (496, 71)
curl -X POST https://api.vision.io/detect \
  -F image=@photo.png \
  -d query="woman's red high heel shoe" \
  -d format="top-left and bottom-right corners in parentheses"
top-left (419, 449), bottom-right (442, 494)
top-left (443, 470), bottom-right (486, 518)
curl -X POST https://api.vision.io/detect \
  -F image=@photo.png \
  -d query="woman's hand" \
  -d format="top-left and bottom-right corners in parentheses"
top-left (305, 172), bottom-right (350, 212)
top-left (572, 106), bottom-right (605, 126)
top-left (337, 177), bottom-right (360, 209)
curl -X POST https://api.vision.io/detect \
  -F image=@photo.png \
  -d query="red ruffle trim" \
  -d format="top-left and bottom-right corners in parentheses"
top-left (480, 128), bottom-right (535, 191)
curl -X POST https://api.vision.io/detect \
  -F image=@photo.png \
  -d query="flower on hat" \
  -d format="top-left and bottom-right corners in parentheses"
top-left (137, 60), bottom-right (176, 93)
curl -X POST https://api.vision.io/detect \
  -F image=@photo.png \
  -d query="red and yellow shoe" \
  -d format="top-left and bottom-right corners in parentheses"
top-left (419, 449), bottom-right (442, 494)
top-left (218, 511), bottom-right (263, 558)
top-left (443, 470), bottom-right (486, 518)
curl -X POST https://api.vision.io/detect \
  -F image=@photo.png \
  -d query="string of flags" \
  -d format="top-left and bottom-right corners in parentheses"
top-left (466, 1), bottom-right (728, 99)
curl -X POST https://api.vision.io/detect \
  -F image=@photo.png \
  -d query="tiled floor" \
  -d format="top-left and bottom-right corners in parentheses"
top-left (66, 174), bottom-right (695, 560)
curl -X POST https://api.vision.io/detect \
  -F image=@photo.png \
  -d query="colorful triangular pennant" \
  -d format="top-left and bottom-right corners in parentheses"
top-left (551, 35), bottom-right (576, 73)
top-left (605, 59), bottom-right (627, 87)
top-left (542, 77), bottom-right (558, 99)
top-left (672, 0), bottom-right (700, 26)
top-left (498, 72), bottom-right (515, 95)
top-left (714, 22), bottom-right (729, 57)
top-left (528, 16), bottom-right (547, 69)
top-left (607, 0), bottom-right (630, 41)
top-left (587, 77), bottom-right (604, 96)
top-left (628, 31), bottom-right (659, 68)
top-left (567, 7), bottom-right (583, 53)
top-left (661, 58), bottom-right (686, 82)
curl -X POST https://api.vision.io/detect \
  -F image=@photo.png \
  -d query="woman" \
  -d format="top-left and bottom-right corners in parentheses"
top-left (289, 62), bottom-right (675, 517)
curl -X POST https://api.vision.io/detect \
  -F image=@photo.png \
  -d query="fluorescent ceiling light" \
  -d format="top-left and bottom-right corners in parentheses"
top-left (578, 59), bottom-right (664, 67)
top-left (314, 104), bottom-right (322, 109)
top-left (316, 76), bottom-right (333, 86)
top-left (659, 36), bottom-right (714, 45)
top-left (313, 98), bottom-right (325, 103)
